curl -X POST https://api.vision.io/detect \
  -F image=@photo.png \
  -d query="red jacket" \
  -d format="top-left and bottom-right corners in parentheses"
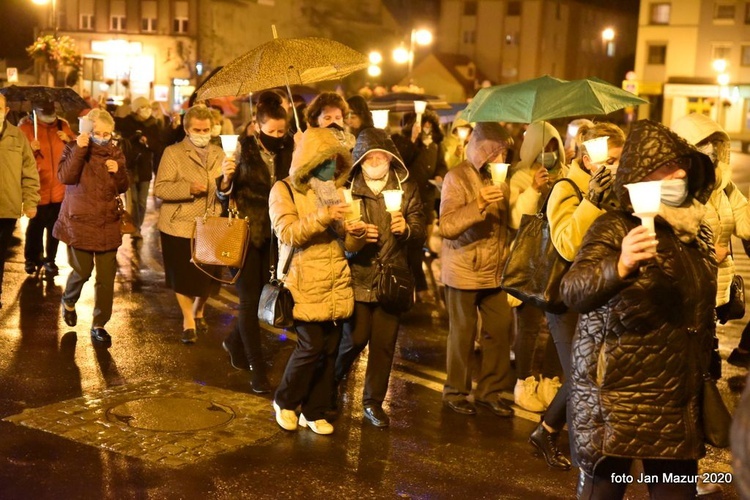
top-left (19, 117), bottom-right (74, 205)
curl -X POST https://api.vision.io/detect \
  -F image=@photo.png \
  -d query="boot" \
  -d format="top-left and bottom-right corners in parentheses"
top-left (249, 363), bottom-right (270, 394)
top-left (529, 422), bottom-right (571, 470)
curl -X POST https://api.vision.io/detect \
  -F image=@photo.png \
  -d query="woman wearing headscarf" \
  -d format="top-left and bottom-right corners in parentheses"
top-left (561, 120), bottom-right (717, 498)
top-left (334, 127), bottom-right (425, 427)
top-left (219, 91), bottom-right (294, 394)
top-left (269, 127), bottom-right (365, 435)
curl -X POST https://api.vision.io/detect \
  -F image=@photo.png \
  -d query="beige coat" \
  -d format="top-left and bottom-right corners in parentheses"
top-left (269, 127), bottom-right (363, 322)
top-left (154, 138), bottom-right (225, 238)
top-left (0, 122), bottom-right (40, 218)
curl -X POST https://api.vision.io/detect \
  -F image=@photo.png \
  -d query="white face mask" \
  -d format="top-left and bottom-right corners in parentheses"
top-left (137, 108), bottom-right (152, 120)
top-left (660, 178), bottom-right (689, 207)
top-left (37, 113), bottom-right (57, 124)
top-left (189, 133), bottom-right (211, 148)
top-left (362, 162), bottom-right (390, 180)
top-left (211, 124), bottom-right (222, 137)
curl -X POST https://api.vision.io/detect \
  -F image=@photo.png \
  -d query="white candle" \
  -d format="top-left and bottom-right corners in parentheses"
top-left (489, 163), bottom-right (509, 185)
top-left (583, 136), bottom-right (609, 164)
top-left (219, 134), bottom-right (239, 155)
top-left (382, 189), bottom-right (403, 212)
top-left (33, 110), bottom-right (38, 140)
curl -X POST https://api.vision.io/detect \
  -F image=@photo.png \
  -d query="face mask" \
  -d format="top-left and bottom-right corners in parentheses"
top-left (259, 131), bottom-right (286, 152)
top-left (189, 133), bottom-right (211, 148)
top-left (137, 108), bottom-right (152, 120)
top-left (605, 162), bottom-right (619, 175)
top-left (660, 178), bottom-right (689, 207)
top-left (362, 162), bottom-right (390, 180)
top-left (313, 159), bottom-right (337, 181)
top-left (91, 136), bottom-right (110, 146)
top-left (37, 113), bottom-right (57, 124)
top-left (326, 122), bottom-right (344, 132)
top-left (536, 151), bottom-right (558, 169)
top-left (211, 124), bottom-right (222, 137)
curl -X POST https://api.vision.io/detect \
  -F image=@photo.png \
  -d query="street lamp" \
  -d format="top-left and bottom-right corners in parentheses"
top-left (393, 28), bottom-right (433, 81)
top-left (368, 50), bottom-right (383, 78)
top-left (602, 28), bottom-right (615, 57)
top-left (32, 0), bottom-right (58, 37)
top-left (712, 58), bottom-right (729, 126)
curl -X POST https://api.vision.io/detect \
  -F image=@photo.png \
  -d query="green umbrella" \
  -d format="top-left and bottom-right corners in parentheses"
top-left (462, 75), bottom-right (567, 123)
top-left (538, 77), bottom-right (648, 121)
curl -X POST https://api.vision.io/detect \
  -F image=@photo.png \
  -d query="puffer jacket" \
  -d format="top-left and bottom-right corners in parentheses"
top-left (154, 138), bottom-right (225, 238)
top-left (509, 121), bottom-right (568, 228)
top-left (268, 127), bottom-right (363, 322)
top-left (671, 113), bottom-right (750, 306)
top-left (19, 117), bottom-right (74, 205)
top-left (440, 122), bottom-right (512, 290)
top-left (560, 119), bottom-right (717, 476)
top-left (347, 128), bottom-right (426, 303)
top-left (0, 121), bottom-right (40, 218)
top-left (53, 141), bottom-right (128, 252)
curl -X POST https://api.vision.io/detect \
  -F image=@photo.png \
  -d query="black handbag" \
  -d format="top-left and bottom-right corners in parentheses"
top-left (716, 239), bottom-right (745, 324)
top-left (701, 373), bottom-right (732, 448)
top-left (500, 178), bottom-right (582, 313)
top-left (376, 261), bottom-right (415, 313)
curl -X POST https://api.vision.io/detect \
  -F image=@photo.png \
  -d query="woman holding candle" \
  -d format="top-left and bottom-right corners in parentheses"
top-left (526, 122), bottom-right (625, 470)
top-left (561, 120), bottom-right (716, 498)
top-left (218, 91), bottom-right (294, 393)
top-left (334, 127), bottom-right (425, 427)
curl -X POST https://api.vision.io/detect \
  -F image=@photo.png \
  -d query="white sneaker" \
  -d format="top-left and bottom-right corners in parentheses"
top-left (298, 413), bottom-right (334, 435)
top-left (272, 401), bottom-right (298, 431)
top-left (538, 376), bottom-right (562, 408)
top-left (514, 376), bottom-right (546, 412)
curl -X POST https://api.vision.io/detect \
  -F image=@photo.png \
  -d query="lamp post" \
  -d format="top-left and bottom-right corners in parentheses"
top-left (601, 27), bottom-right (615, 57)
top-left (712, 58), bottom-right (728, 126)
top-left (32, 0), bottom-right (57, 37)
top-left (367, 50), bottom-right (383, 79)
top-left (393, 28), bottom-right (433, 82)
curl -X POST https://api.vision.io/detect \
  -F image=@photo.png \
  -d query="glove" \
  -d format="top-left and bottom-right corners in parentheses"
top-left (587, 166), bottom-right (613, 208)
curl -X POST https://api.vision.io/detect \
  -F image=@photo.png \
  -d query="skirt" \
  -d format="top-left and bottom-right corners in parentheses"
top-left (160, 231), bottom-right (220, 297)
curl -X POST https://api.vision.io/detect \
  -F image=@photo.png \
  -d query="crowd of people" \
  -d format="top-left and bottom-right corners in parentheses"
top-left (1, 84), bottom-right (749, 499)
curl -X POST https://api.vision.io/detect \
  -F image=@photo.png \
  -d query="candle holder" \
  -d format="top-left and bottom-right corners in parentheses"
top-left (583, 136), bottom-right (609, 164)
top-left (219, 135), bottom-right (239, 155)
top-left (625, 181), bottom-right (663, 233)
top-left (382, 189), bottom-right (403, 212)
top-left (488, 163), bottom-right (509, 185)
top-left (372, 110), bottom-right (389, 129)
top-left (414, 100), bottom-right (427, 125)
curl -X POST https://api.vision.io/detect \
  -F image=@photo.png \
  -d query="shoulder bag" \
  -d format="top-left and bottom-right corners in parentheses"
top-left (500, 178), bottom-right (583, 314)
top-left (376, 261), bottom-right (415, 314)
top-left (716, 238), bottom-right (745, 324)
top-left (116, 196), bottom-right (137, 235)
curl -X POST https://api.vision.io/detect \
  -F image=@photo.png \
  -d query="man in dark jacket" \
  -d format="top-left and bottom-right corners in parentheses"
top-left (561, 120), bottom-right (717, 498)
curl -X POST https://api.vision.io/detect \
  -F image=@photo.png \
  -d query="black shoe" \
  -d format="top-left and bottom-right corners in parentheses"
top-left (195, 317), bottom-right (208, 335)
top-left (43, 262), bottom-right (59, 276)
top-left (728, 348), bottom-right (750, 368)
top-left (476, 398), bottom-right (515, 418)
top-left (222, 339), bottom-right (248, 370)
top-left (363, 405), bottom-right (390, 428)
top-left (90, 327), bottom-right (112, 344)
top-left (444, 399), bottom-right (476, 415)
top-left (182, 328), bottom-right (197, 344)
top-left (61, 300), bottom-right (77, 327)
top-left (24, 261), bottom-right (37, 275)
top-left (529, 422), bottom-right (572, 470)
top-left (249, 365), bottom-right (271, 394)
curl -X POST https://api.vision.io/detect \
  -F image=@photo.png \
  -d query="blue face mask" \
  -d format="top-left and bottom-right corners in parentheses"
top-left (91, 136), bottom-right (110, 146)
top-left (536, 151), bottom-right (558, 169)
top-left (660, 178), bottom-right (689, 207)
top-left (313, 159), bottom-right (337, 181)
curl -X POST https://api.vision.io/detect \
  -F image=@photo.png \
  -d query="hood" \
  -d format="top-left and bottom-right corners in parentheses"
top-left (518, 121), bottom-right (566, 170)
top-left (614, 120), bottom-right (715, 211)
top-left (289, 127), bottom-right (353, 193)
top-left (670, 113), bottom-right (729, 145)
top-left (450, 117), bottom-right (471, 134)
top-left (466, 122), bottom-right (512, 169)
top-left (351, 127), bottom-right (408, 184)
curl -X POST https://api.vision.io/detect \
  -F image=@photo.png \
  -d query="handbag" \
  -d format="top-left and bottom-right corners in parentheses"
top-left (376, 261), bottom-right (415, 313)
top-left (500, 178), bottom-right (582, 313)
top-left (701, 373), bottom-right (732, 447)
top-left (191, 197), bottom-right (250, 285)
top-left (258, 181), bottom-right (296, 328)
top-left (715, 238), bottom-right (745, 324)
top-left (115, 196), bottom-right (137, 235)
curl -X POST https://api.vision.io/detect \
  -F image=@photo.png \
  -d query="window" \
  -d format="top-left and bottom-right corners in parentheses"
top-left (173, 1), bottom-right (189, 33)
top-left (463, 30), bottom-right (476, 44)
top-left (745, 3), bottom-right (750, 23)
top-left (505, 33), bottom-right (518, 45)
top-left (110, 0), bottom-right (126, 31)
top-left (650, 3), bottom-right (670, 24)
top-left (507, 1), bottom-right (521, 16)
top-left (464, 1), bottom-right (477, 16)
top-left (742, 45), bottom-right (750, 66)
top-left (714, 2), bottom-right (736, 21)
top-left (79, 0), bottom-right (94, 30)
top-left (712, 43), bottom-right (732, 61)
top-left (647, 44), bottom-right (667, 64)
top-left (141, 0), bottom-right (157, 32)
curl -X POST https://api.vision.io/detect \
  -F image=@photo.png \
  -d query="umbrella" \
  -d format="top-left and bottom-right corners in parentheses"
top-left (195, 29), bottom-right (367, 102)
top-left (368, 92), bottom-right (452, 112)
top-left (0, 85), bottom-right (91, 114)
top-left (461, 75), bottom-right (567, 123)
top-left (547, 77), bottom-right (647, 119)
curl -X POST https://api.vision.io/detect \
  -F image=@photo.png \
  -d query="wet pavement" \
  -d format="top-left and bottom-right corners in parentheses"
top-left (1, 154), bottom-right (749, 499)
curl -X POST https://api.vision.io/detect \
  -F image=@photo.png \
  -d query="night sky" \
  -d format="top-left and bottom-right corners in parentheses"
top-left (0, 0), bottom-right (40, 66)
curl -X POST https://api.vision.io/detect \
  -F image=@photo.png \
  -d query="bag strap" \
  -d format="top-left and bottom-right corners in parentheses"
top-left (722, 185), bottom-right (735, 258)
top-left (538, 177), bottom-right (583, 216)
top-left (268, 180), bottom-right (295, 280)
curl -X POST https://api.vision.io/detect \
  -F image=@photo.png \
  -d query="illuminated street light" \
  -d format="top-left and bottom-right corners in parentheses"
top-left (367, 65), bottom-right (382, 77)
top-left (717, 73), bottom-right (730, 86)
top-left (32, 0), bottom-right (58, 36)
top-left (369, 51), bottom-right (383, 65)
top-left (414, 29), bottom-right (433, 46)
top-left (712, 58), bottom-right (727, 73)
top-left (601, 28), bottom-right (615, 42)
top-left (393, 45), bottom-right (410, 65)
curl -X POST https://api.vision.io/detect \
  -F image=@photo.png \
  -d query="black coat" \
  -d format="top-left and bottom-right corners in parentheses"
top-left (115, 114), bottom-right (164, 182)
top-left (560, 120), bottom-right (717, 476)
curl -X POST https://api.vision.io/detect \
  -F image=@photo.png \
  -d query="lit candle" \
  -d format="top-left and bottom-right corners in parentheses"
top-left (33, 110), bottom-right (38, 140)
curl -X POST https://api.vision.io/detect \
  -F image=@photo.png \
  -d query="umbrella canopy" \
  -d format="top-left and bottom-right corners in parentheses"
top-left (368, 92), bottom-right (452, 112)
top-left (462, 75), bottom-right (647, 123)
top-left (0, 85), bottom-right (90, 114)
top-left (196, 36), bottom-right (367, 101)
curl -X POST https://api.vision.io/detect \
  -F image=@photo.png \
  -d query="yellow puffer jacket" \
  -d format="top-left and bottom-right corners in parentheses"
top-left (268, 127), bottom-right (363, 322)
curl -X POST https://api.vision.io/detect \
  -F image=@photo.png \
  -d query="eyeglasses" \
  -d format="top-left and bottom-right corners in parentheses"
top-left (92, 132), bottom-right (113, 139)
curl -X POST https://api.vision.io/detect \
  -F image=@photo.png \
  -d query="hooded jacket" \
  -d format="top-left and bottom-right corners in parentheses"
top-left (560, 120), bottom-right (717, 476)
top-left (671, 113), bottom-right (750, 306)
top-left (0, 121), bottom-right (40, 218)
top-left (19, 117), bottom-right (74, 205)
top-left (268, 127), bottom-right (363, 322)
top-left (347, 128), bottom-right (426, 303)
top-left (509, 121), bottom-right (568, 228)
top-left (440, 122), bottom-right (512, 290)
top-left (53, 141), bottom-right (128, 252)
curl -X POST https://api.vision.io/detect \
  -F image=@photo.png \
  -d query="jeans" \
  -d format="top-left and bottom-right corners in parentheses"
top-left (24, 203), bottom-right (62, 264)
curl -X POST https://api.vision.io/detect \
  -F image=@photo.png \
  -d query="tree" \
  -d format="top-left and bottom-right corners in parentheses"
top-left (26, 35), bottom-right (82, 86)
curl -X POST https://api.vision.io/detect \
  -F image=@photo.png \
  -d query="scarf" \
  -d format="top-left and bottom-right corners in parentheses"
top-left (657, 198), bottom-right (707, 244)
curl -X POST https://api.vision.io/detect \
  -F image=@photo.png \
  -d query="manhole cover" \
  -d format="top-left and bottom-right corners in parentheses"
top-left (106, 397), bottom-right (235, 431)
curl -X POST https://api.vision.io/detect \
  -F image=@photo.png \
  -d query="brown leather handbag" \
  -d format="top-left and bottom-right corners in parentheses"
top-left (191, 200), bottom-right (250, 284)
top-left (115, 196), bottom-right (137, 235)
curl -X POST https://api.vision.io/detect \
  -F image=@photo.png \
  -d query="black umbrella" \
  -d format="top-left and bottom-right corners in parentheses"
top-left (0, 85), bottom-right (90, 114)
top-left (368, 92), bottom-right (452, 112)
